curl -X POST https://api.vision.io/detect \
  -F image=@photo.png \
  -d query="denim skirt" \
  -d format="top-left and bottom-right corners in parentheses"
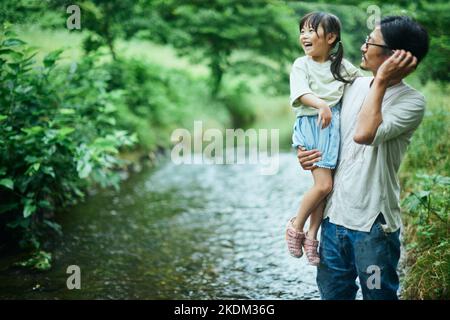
top-left (292, 103), bottom-right (341, 169)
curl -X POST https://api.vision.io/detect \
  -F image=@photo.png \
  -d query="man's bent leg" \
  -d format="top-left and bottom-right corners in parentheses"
top-left (316, 218), bottom-right (358, 300)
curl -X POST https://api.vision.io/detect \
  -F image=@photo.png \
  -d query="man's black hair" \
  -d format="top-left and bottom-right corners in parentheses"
top-left (380, 16), bottom-right (429, 64)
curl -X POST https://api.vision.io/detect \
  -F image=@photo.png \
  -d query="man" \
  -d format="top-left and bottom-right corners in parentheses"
top-left (297, 16), bottom-right (429, 299)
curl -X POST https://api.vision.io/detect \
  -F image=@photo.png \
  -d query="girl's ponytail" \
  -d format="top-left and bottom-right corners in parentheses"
top-left (330, 40), bottom-right (352, 84)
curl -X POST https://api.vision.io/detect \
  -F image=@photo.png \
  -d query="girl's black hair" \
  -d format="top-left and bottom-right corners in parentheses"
top-left (299, 12), bottom-right (353, 84)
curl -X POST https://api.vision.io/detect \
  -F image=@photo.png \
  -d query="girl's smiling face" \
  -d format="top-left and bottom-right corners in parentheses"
top-left (299, 23), bottom-right (336, 62)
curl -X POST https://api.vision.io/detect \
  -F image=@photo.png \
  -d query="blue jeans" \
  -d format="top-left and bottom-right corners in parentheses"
top-left (316, 214), bottom-right (401, 300)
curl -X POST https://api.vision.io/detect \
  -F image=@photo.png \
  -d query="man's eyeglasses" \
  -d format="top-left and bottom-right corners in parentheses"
top-left (364, 36), bottom-right (390, 50)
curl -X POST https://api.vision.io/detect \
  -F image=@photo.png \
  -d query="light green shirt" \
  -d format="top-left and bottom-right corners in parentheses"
top-left (289, 56), bottom-right (362, 117)
top-left (324, 77), bottom-right (426, 232)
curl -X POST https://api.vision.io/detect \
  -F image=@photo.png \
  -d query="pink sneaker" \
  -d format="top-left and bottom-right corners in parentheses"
top-left (303, 236), bottom-right (320, 266)
top-left (285, 217), bottom-right (305, 258)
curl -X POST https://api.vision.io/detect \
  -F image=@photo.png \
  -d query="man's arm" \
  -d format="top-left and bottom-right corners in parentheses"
top-left (353, 79), bottom-right (386, 144)
top-left (354, 50), bottom-right (418, 145)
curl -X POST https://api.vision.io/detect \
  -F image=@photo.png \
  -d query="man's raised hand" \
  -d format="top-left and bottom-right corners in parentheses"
top-left (376, 50), bottom-right (417, 84)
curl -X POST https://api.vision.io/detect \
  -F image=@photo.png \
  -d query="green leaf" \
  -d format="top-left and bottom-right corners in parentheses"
top-left (14, 251), bottom-right (52, 271)
top-left (41, 166), bottom-right (55, 178)
top-left (22, 126), bottom-right (44, 135)
top-left (0, 115), bottom-right (8, 121)
top-left (77, 161), bottom-right (92, 179)
top-left (403, 195), bottom-right (421, 212)
top-left (7, 216), bottom-right (30, 229)
top-left (0, 178), bottom-right (14, 190)
top-left (38, 200), bottom-right (52, 210)
top-left (436, 176), bottom-right (450, 186)
top-left (2, 38), bottom-right (26, 47)
top-left (21, 51), bottom-right (37, 64)
top-left (6, 62), bottom-right (20, 74)
top-left (4, 50), bottom-right (24, 61)
top-left (0, 48), bottom-right (15, 56)
top-left (0, 202), bottom-right (19, 214)
top-left (56, 127), bottom-right (75, 140)
top-left (43, 49), bottom-right (63, 68)
top-left (23, 201), bottom-right (36, 218)
top-left (59, 108), bottom-right (75, 115)
top-left (92, 137), bottom-right (119, 154)
top-left (416, 190), bottom-right (431, 200)
top-left (25, 163), bottom-right (41, 176)
top-left (24, 155), bottom-right (39, 164)
top-left (103, 102), bottom-right (117, 113)
top-left (43, 220), bottom-right (62, 236)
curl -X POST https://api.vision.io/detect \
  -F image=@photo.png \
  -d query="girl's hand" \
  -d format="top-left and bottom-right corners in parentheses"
top-left (317, 105), bottom-right (332, 129)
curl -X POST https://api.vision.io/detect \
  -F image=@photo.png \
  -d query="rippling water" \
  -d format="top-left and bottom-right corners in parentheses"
top-left (0, 152), bottom-right (325, 299)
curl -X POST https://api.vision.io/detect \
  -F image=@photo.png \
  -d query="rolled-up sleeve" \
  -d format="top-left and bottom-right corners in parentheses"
top-left (290, 58), bottom-right (312, 108)
top-left (370, 94), bottom-right (425, 147)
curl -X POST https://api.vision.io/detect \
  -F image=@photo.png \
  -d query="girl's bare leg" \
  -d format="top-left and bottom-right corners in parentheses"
top-left (292, 167), bottom-right (333, 233)
top-left (307, 200), bottom-right (325, 240)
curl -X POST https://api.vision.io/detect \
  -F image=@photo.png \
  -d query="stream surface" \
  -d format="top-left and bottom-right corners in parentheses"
top-left (0, 152), bottom-right (365, 299)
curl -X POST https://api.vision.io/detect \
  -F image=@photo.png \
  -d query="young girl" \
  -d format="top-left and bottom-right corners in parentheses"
top-left (285, 12), bottom-right (361, 265)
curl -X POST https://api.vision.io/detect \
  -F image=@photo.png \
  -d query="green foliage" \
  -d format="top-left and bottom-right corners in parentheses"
top-left (150, 0), bottom-right (298, 96)
top-left (50, 0), bottom-right (145, 60)
top-left (103, 57), bottom-right (221, 150)
top-left (0, 27), bottom-right (135, 250)
top-left (0, 24), bottom-right (234, 260)
top-left (0, 1), bottom-right (49, 25)
top-left (412, 1), bottom-right (450, 83)
top-left (402, 82), bottom-right (450, 177)
top-left (14, 250), bottom-right (52, 271)
top-left (399, 82), bottom-right (449, 299)
top-left (401, 174), bottom-right (449, 299)
top-left (402, 175), bottom-right (448, 243)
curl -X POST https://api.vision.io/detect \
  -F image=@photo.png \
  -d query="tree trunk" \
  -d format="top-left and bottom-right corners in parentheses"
top-left (210, 56), bottom-right (224, 97)
top-left (105, 35), bottom-right (117, 61)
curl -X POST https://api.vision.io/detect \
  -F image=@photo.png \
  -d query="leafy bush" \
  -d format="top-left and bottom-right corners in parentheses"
top-left (402, 175), bottom-right (449, 248)
top-left (104, 57), bottom-right (231, 150)
top-left (401, 174), bottom-right (449, 299)
top-left (105, 58), bottom-right (181, 149)
top-left (0, 28), bottom-right (135, 250)
top-left (13, 250), bottom-right (52, 271)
